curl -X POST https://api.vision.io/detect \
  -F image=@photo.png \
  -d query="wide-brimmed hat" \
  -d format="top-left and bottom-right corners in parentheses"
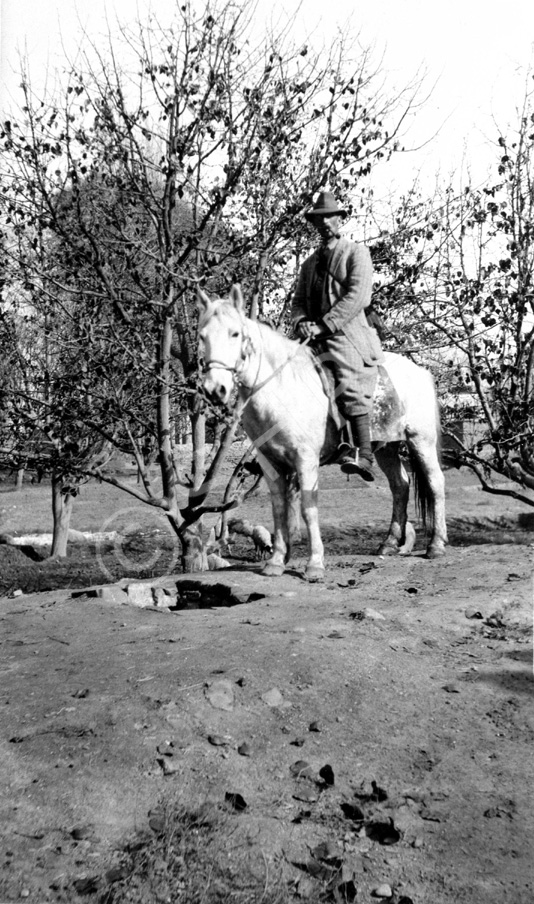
top-left (304, 191), bottom-right (347, 221)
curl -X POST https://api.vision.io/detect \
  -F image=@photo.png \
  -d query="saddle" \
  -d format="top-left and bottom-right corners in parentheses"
top-left (311, 357), bottom-right (406, 445)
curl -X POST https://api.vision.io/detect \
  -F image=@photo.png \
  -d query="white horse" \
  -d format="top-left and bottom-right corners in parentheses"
top-left (198, 286), bottom-right (447, 581)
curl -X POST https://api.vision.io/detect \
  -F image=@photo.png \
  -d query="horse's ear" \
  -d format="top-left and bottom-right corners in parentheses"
top-left (197, 288), bottom-right (213, 317)
top-left (229, 284), bottom-right (245, 314)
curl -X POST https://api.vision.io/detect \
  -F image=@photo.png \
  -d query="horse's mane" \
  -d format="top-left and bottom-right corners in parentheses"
top-left (254, 317), bottom-right (303, 349)
top-left (252, 316), bottom-right (316, 365)
top-left (203, 297), bottom-right (316, 367)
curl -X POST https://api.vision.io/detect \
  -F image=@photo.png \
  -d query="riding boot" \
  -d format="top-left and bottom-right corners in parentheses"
top-left (339, 413), bottom-right (374, 481)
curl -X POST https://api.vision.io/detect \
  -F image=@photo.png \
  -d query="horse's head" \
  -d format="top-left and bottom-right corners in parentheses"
top-left (197, 284), bottom-right (251, 405)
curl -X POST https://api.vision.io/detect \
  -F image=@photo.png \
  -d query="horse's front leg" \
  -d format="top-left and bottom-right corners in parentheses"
top-left (258, 464), bottom-right (290, 577)
top-left (297, 458), bottom-right (325, 582)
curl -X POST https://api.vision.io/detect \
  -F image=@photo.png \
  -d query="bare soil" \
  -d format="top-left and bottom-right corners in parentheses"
top-left (0, 461), bottom-right (532, 903)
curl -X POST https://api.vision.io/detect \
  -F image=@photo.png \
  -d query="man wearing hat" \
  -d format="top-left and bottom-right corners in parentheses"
top-left (291, 190), bottom-right (384, 481)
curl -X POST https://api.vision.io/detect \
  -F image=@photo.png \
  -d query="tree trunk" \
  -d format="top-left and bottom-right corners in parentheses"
top-left (181, 409), bottom-right (208, 572)
top-left (50, 475), bottom-right (74, 558)
top-left (180, 521), bottom-right (209, 573)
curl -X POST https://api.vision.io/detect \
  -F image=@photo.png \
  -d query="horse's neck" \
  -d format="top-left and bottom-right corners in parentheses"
top-left (240, 320), bottom-right (293, 392)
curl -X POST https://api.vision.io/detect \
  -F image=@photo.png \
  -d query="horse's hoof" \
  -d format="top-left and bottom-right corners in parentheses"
top-left (377, 544), bottom-right (398, 557)
top-left (306, 567), bottom-right (325, 583)
top-left (261, 562), bottom-right (285, 577)
top-left (426, 545), bottom-right (446, 559)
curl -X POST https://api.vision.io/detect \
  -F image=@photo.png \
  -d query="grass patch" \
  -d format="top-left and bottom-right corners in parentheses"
top-left (99, 799), bottom-right (294, 904)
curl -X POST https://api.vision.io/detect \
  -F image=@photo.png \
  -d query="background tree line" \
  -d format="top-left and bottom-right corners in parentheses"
top-left (370, 88), bottom-right (534, 504)
top-left (0, 0), bottom-right (532, 568)
top-left (0, 0), bottom-right (421, 565)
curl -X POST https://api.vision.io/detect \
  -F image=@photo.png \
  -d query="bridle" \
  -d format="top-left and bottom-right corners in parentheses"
top-left (202, 315), bottom-right (310, 405)
top-left (202, 324), bottom-right (255, 386)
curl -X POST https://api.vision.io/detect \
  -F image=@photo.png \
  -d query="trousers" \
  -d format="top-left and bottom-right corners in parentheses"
top-left (314, 333), bottom-right (377, 419)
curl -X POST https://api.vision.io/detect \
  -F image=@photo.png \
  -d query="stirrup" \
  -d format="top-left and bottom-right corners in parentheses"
top-left (330, 442), bottom-right (353, 465)
top-left (340, 450), bottom-right (375, 482)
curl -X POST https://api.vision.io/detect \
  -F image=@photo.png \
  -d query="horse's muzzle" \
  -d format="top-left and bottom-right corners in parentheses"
top-left (203, 373), bottom-right (231, 405)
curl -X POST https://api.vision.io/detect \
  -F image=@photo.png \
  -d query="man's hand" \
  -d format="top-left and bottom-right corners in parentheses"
top-left (296, 320), bottom-right (326, 340)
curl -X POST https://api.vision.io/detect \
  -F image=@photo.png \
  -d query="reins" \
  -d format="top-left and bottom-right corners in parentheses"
top-left (239, 335), bottom-right (311, 412)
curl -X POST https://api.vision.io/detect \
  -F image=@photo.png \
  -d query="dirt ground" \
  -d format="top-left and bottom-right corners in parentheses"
top-left (0, 459), bottom-right (533, 903)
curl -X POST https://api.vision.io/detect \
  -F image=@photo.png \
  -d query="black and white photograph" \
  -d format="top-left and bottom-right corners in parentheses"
top-left (0, 1), bottom-right (532, 901)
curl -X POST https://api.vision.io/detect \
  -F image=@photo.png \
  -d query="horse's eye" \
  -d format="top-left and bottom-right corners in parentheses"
top-left (230, 330), bottom-right (239, 338)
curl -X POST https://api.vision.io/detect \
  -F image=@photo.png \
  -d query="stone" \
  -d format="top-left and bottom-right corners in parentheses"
top-left (362, 607), bottom-right (386, 620)
top-left (465, 607), bottom-right (483, 619)
top-left (261, 687), bottom-right (284, 707)
top-left (70, 825), bottom-right (94, 840)
top-left (159, 757), bottom-right (180, 775)
top-left (207, 734), bottom-right (229, 747)
top-left (393, 805), bottom-right (424, 835)
top-left (372, 884), bottom-right (393, 898)
top-left (105, 865), bottom-right (132, 883)
top-left (292, 786), bottom-right (319, 803)
top-left (95, 585), bottom-right (130, 605)
top-left (312, 840), bottom-right (338, 861)
top-left (96, 584), bottom-right (129, 605)
top-left (296, 877), bottom-right (316, 898)
top-left (125, 583), bottom-right (156, 607)
top-left (290, 760), bottom-right (313, 778)
top-left (157, 741), bottom-right (175, 756)
top-left (173, 734), bottom-right (194, 749)
top-left (207, 554), bottom-right (231, 570)
top-left (205, 679), bottom-right (234, 712)
top-left (162, 707), bottom-right (195, 746)
top-left (152, 587), bottom-right (176, 608)
top-left (71, 585), bottom-right (129, 605)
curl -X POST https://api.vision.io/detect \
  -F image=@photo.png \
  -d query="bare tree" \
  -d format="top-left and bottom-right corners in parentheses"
top-left (368, 80), bottom-right (534, 507)
top-left (1, 0), bottom-right (425, 567)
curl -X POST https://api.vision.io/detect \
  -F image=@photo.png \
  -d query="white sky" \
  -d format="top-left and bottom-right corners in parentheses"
top-left (1, 0), bottom-right (534, 195)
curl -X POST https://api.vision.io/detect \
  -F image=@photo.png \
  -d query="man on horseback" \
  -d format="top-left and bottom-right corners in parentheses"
top-left (291, 191), bottom-right (384, 482)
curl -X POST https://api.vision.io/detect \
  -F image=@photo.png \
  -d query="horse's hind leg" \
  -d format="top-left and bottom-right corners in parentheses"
top-left (407, 436), bottom-right (447, 558)
top-left (374, 443), bottom-right (414, 556)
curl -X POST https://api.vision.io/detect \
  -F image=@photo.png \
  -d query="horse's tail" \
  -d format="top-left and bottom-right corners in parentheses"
top-left (407, 391), bottom-right (442, 533)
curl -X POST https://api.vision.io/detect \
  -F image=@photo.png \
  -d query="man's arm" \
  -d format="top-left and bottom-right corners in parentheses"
top-left (321, 243), bottom-right (373, 334)
top-left (290, 261), bottom-right (310, 330)
top-left (291, 255), bottom-right (330, 338)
